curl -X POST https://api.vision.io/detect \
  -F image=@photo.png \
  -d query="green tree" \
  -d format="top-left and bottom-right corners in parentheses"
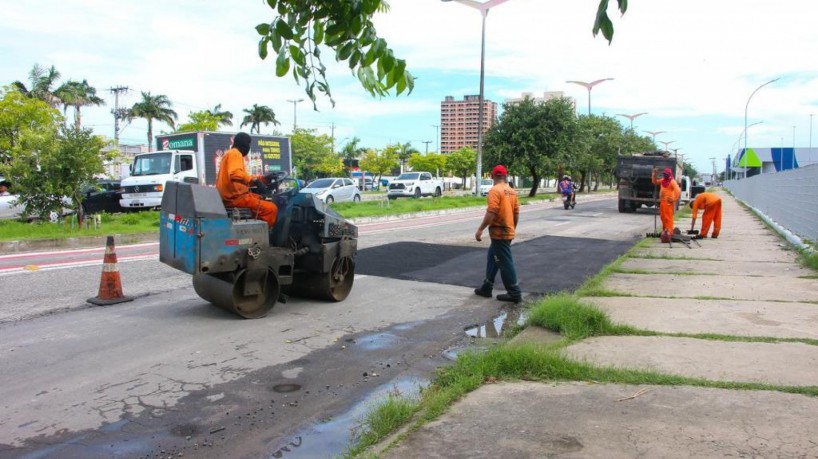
top-left (291, 128), bottom-right (342, 180)
top-left (0, 87), bottom-right (62, 165)
top-left (395, 142), bottom-right (417, 173)
top-left (207, 104), bottom-right (234, 127)
top-left (255, 1), bottom-right (624, 105)
top-left (484, 96), bottom-right (577, 196)
top-left (176, 111), bottom-right (222, 132)
top-left (1, 125), bottom-right (111, 220)
top-left (445, 147), bottom-right (476, 188)
top-left (407, 152), bottom-right (445, 175)
top-left (574, 115), bottom-right (623, 191)
top-left (13, 64), bottom-right (62, 108)
top-left (240, 104), bottom-right (280, 134)
top-left (55, 79), bottom-right (104, 130)
top-left (340, 136), bottom-right (367, 164)
top-left (129, 92), bottom-right (178, 150)
top-left (359, 146), bottom-right (399, 185)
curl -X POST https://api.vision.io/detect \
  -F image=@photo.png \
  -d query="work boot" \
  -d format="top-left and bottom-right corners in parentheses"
top-left (474, 287), bottom-right (492, 298)
top-left (496, 293), bottom-right (522, 304)
top-left (711, 235), bottom-right (718, 239)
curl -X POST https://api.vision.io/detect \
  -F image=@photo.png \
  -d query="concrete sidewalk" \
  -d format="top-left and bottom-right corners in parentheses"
top-left (381, 192), bottom-right (818, 458)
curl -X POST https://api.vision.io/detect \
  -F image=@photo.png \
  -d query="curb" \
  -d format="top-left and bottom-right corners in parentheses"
top-left (0, 232), bottom-right (158, 254)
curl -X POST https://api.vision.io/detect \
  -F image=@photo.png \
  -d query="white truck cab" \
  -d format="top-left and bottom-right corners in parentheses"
top-left (120, 150), bottom-right (197, 209)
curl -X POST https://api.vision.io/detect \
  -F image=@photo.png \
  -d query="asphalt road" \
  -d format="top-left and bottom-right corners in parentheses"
top-left (0, 196), bottom-right (655, 458)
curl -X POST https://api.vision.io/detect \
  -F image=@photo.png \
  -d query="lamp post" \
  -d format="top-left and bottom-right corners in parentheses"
top-left (810, 114), bottom-right (814, 150)
top-left (732, 121), bottom-right (762, 179)
top-left (744, 77), bottom-right (780, 174)
top-left (616, 112), bottom-right (648, 130)
top-left (432, 124), bottom-right (440, 153)
top-left (566, 78), bottom-right (614, 115)
top-left (659, 140), bottom-right (675, 152)
top-left (286, 98), bottom-right (304, 132)
top-left (442, 0), bottom-right (512, 188)
top-left (644, 130), bottom-right (665, 145)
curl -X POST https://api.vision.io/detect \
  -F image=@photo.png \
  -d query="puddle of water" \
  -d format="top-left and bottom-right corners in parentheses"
top-left (464, 308), bottom-right (528, 338)
top-left (266, 376), bottom-right (428, 459)
top-left (352, 332), bottom-right (407, 350)
top-left (441, 344), bottom-right (493, 361)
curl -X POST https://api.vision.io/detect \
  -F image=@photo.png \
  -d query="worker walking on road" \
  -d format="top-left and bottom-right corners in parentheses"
top-left (652, 167), bottom-right (681, 233)
top-left (216, 132), bottom-right (278, 228)
top-left (473, 165), bottom-right (522, 303)
top-left (689, 192), bottom-right (722, 239)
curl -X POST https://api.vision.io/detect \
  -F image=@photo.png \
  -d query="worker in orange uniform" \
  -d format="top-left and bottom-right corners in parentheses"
top-left (215, 132), bottom-right (277, 229)
top-left (689, 191), bottom-right (722, 239)
top-left (651, 167), bottom-right (681, 233)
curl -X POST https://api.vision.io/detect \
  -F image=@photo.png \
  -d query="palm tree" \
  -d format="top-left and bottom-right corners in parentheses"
top-left (240, 104), bottom-right (279, 134)
top-left (129, 92), bottom-right (178, 150)
top-left (13, 64), bottom-right (62, 108)
top-left (396, 142), bottom-right (418, 173)
top-left (55, 80), bottom-right (105, 129)
top-left (207, 104), bottom-right (234, 127)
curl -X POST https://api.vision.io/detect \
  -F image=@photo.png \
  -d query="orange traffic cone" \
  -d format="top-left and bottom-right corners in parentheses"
top-left (87, 235), bottom-right (133, 306)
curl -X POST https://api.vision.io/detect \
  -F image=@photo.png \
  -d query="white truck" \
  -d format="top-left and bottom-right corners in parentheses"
top-left (386, 172), bottom-right (444, 200)
top-left (120, 131), bottom-right (292, 209)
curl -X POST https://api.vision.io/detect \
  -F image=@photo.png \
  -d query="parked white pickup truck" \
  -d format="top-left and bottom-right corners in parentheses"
top-left (386, 172), bottom-right (444, 200)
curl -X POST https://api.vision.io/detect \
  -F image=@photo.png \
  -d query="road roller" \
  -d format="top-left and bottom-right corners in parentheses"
top-left (158, 177), bottom-right (357, 318)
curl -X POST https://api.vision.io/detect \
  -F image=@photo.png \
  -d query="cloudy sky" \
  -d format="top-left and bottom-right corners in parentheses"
top-left (3, 0), bottom-right (817, 173)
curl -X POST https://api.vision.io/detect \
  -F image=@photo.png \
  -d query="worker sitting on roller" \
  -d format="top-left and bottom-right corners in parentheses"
top-left (651, 167), bottom-right (681, 234)
top-left (215, 132), bottom-right (277, 228)
top-left (689, 191), bottom-right (722, 239)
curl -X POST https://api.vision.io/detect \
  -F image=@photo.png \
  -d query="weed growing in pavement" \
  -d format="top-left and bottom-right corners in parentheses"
top-left (344, 391), bottom-right (420, 458)
top-left (525, 294), bottom-right (641, 340)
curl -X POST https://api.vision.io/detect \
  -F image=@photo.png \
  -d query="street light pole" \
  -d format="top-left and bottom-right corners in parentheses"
top-left (566, 78), bottom-right (614, 115)
top-left (442, 0), bottom-right (512, 188)
top-left (432, 124), bottom-right (440, 153)
top-left (616, 112), bottom-right (648, 130)
top-left (643, 130), bottom-right (666, 145)
top-left (744, 77), bottom-right (780, 174)
top-left (659, 140), bottom-right (675, 152)
top-left (286, 98), bottom-right (304, 132)
top-left (810, 114), bottom-right (814, 150)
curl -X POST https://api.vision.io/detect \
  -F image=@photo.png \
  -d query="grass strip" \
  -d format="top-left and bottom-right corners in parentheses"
top-left (0, 211), bottom-right (160, 242)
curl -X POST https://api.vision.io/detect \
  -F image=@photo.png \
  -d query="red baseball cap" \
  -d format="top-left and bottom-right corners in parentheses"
top-left (491, 165), bottom-right (507, 176)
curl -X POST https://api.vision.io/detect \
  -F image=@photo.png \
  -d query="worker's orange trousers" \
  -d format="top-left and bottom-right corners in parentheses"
top-left (225, 194), bottom-right (278, 228)
top-left (659, 201), bottom-right (675, 232)
top-left (701, 200), bottom-right (722, 238)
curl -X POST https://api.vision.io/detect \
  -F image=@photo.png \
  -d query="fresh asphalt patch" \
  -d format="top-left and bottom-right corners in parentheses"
top-left (355, 235), bottom-right (636, 294)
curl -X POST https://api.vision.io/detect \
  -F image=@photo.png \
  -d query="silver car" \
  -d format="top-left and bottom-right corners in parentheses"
top-left (299, 178), bottom-right (361, 204)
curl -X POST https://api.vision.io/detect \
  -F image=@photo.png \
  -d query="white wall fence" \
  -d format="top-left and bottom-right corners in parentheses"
top-left (725, 164), bottom-right (818, 243)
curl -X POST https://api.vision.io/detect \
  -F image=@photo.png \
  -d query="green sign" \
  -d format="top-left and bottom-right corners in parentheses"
top-left (168, 138), bottom-right (194, 149)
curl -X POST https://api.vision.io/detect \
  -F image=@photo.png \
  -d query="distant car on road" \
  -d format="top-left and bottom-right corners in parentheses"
top-left (299, 177), bottom-right (361, 204)
top-left (472, 178), bottom-right (493, 196)
top-left (81, 179), bottom-right (123, 214)
top-left (0, 177), bottom-right (74, 221)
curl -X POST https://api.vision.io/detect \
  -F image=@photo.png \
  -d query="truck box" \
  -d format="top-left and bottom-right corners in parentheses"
top-left (615, 151), bottom-right (689, 213)
top-left (120, 131), bottom-right (291, 209)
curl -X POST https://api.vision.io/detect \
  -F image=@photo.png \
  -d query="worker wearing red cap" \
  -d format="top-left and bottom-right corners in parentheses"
top-left (473, 165), bottom-right (522, 303)
top-left (651, 167), bottom-right (681, 233)
top-left (689, 192), bottom-right (722, 238)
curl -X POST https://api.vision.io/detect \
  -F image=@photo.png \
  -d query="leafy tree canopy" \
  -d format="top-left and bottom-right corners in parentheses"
top-left (177, 111), bottom-right (223, 133)
top-left (290, 127), bottom-right (342, 180)
top-left (359, 146), bottom-right (399, 181)
top-left (0, 87), bottom-right (63, 165)
top-left (257, 0), bottom-right (626, 106)
top-left (0, 125), bottom-right (111, 220)
top-left (484, 96), bottom-right (577, 196)
top-left (407, 152), bottom-right (445, 175)
top-left (445, 147), bottom-right (476, 187)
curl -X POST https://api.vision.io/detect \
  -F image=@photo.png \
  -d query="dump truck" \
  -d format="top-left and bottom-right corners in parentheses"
top-left (120, 131), bottom-right (291, 209)
top-left (159, 173), bottom-right (357, 319)
top-left (615, 151), bottom-right (690, 213)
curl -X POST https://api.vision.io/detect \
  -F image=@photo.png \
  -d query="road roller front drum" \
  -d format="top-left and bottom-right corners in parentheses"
top-left (193, 268), bottom-right (280, 319)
